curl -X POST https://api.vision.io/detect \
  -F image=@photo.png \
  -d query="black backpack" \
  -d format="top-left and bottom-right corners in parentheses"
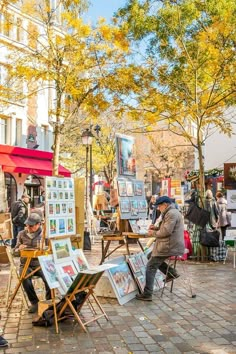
top-left (32, 291), bottom-right (87, 327)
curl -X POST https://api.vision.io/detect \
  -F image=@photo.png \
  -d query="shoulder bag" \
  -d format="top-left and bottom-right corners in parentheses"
top-left (199, 227), bottom-right (220, 247)
top-left (185, 202), bottom-right (210, 228)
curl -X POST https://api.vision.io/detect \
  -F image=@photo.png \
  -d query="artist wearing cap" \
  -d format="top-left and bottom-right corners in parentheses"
top-left (10, 194), bottom-right (31, 248)
top-left (136, 196), bottom-right (185, 301)
top-left (14, 213), bottom-right (51, 313)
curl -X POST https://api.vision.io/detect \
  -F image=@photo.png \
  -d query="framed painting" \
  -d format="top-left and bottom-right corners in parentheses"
top-left (67, 217), bottom-right (75, 234)
top-left (38, 255), bottom-right (60, 289)
top-left (51, 237), bottom-right (73, 263)
top-left (48, 203), bottom-right (55, 216)
top-left (106, 256), bottom-right (138, 305)
top-left (134, 181), bottom-right (143, 196)
top-left (126, 181), bottom-right (134, 197)
top-left (227, 190), bottom-right (236, 209)
top-left (224, 163), bottom-right (236, 189)
top-left (116, 134), bottom-right (136, 177)
top-left (72, 249), bottom-right (89, 272)
top-left (49, 218), bottom-right (57, 237)
top-left (57, 260), bottom-right (78, 280)
top-left (58, 218), bottom-right (66, 234)
top-left (120, 200), bottom-right (130, 213)
top-left (130, 200), bottom-right (139, 216)
top-left (58, 273), bottom-right (73, 294)
top-left (117, 180), bottom-right (127, 197)
top-left (138, 200), bottom-right (147, 213)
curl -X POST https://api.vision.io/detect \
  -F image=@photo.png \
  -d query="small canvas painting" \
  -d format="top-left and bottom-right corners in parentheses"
top-left (51, 237), bottom-right (73, 263)
top-left (58, 260), bottom-right (77, 280)
top-left (130, 200), bottom-right (139, 216)
top-left (72, 249), bottom-right (89, 272)
top-left (38, 255), bottom-right (60, 289)
top-left (126, 181), bottom-right (134, 196)
top-left (117, 180), bottom-right (127, 197)
top-left (67, 218), bottom-right (75, 234)
top-left (134, 182), bottom-right (143, 196)
top-left (120, 200), bottom-right (130, 213)
top-left (49, 219), bottom-right (57, 236)
top-left (58, 218), bottom-right (66, 234)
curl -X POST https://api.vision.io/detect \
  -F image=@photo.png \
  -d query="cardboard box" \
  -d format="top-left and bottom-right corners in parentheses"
top-left (0, 246), bottom-right (9, 264)
top-left (0, 213), bottom-right (12, 239)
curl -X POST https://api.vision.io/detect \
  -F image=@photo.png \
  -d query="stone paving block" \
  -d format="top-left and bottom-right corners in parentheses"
top-left (127, 343), bottom-right (146, 351)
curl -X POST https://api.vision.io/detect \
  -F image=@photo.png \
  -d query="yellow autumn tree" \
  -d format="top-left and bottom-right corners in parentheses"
top-left (117, 0), bottom-right (236, 199)
top-left (6, 0), bottom-right (143, 176)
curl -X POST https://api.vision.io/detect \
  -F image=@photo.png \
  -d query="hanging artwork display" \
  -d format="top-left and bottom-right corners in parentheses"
top-left (117, 178), bottom-right (147, 220)
top-left (45, 177), bottom-right (76, 237)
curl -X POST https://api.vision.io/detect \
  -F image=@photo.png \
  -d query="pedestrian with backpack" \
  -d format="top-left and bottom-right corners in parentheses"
top-left (10, 194), bottom-right (30, 248)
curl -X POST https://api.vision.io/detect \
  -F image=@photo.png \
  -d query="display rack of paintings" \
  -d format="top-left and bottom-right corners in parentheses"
top-left (39, 237), bottom-right (117, 296)
top-left (45, 177), bottom-right (76, 238)
top-left (117, 178), bottom-right (147, 220)
top-left (127, 252), bottom-right (164, 292)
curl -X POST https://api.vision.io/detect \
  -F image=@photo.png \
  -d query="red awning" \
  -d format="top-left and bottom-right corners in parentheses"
top-left (0, 144), bottom-right (71, 177)
top-left (92, 180), bottom-right (110, 191)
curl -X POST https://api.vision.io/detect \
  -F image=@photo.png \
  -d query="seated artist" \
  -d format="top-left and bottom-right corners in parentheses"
top-left (136, 196), bottom-right (185, 301)
top-left (14, 213), bottom-right (51, 313)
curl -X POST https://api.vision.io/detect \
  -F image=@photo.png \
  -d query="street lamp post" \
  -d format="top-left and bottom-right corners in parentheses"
top-left (82, 128), bottom-right (94, 213)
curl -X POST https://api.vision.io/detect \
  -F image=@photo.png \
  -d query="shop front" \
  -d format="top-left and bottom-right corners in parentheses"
top-left (0, 144), bottom-right (71, 209)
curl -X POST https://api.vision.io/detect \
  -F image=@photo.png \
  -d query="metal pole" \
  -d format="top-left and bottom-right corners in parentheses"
top-left (85, 145), bottom-right (89, 216)
top-left (89, 144), bottom-right (93, 208)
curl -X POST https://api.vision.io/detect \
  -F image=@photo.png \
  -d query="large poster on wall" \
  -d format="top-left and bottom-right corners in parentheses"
top-left (116, 134), bottom-right (136, 178)
top-left (45, 177), bottom-right (76, 238)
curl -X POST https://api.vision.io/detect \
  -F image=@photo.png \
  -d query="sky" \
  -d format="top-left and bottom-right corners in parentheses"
top-left (85, 0), bottom-right (127, 23)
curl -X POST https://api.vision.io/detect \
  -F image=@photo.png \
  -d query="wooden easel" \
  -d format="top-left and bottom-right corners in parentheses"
top-left (0, 235), bottom-right (28, 309)
top-left (57, 270), bottom-right (108, 332)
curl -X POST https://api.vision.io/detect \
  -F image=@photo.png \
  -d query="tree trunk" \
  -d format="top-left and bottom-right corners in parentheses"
top-left (198, 143), bottom-right (205, 206)
top-left (52, 123), bottom-right (61, 177)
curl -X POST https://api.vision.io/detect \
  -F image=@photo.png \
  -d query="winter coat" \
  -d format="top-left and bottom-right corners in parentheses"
top-left (151, 205), bottom-right (185, 257)
top-left (216, 197), bottom-right (228, 227)
top-left (11, 199), bottom-right (28, 227)
top-left (14, 226), bottom-right (42, 267)
top-left (204, 196), bottom-right (219, 229)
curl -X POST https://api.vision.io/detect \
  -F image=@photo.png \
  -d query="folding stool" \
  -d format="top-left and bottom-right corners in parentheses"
top-left (161, 248), bottom-right (196, 298)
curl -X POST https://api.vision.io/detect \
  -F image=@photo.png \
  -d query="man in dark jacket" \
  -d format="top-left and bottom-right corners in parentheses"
top-left (136, 196), bottom-right (185, 301)
top-left (14, 213), bottom-right (51, 313)
top-left (11, 194), bottom-right (30, 248)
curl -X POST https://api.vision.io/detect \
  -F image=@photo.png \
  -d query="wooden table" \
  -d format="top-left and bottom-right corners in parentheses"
top-left (122, 232), bottom-right (153, 253)
top-left (100, 232), bottom-right (153, 264)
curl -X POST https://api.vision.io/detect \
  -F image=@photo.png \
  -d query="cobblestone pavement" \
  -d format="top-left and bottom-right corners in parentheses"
top-left (0, 239), bottom-right (236, 354)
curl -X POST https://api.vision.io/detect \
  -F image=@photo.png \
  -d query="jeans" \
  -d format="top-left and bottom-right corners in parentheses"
top-left (144, 255), bottom-right (177, 296)
top-left (11, 224), bottom-right (24, 248)
top-left (20, 266), bottom-right (51, 305)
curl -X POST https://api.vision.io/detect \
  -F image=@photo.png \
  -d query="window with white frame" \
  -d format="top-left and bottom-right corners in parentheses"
top-left (0, 117), bottom-right (9, 144)
top-left (41, 125), bottom-right (49, 151)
